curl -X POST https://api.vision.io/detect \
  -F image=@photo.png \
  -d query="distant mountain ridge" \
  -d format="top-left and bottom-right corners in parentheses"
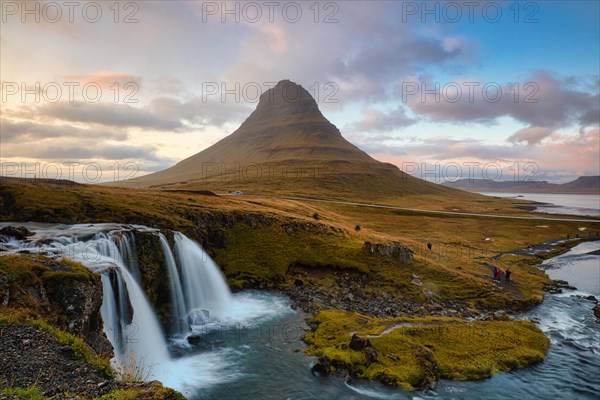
top-left (442, 176), bottom-right (600, 194)
top-left (122, 80), bottom-right (466, 201)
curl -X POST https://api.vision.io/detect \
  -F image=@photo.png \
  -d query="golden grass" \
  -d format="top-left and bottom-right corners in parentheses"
top-left (2, 179), bottom-right (596, 312)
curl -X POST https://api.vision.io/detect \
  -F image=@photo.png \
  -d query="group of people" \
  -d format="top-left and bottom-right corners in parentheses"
top-left (493, 266), bottom-right (511, 283)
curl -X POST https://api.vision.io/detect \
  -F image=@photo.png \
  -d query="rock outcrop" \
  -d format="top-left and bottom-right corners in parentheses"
top-left (0, 255), bottom-right (111, 356)
top-left (363, 241), bottom-right (413, 264)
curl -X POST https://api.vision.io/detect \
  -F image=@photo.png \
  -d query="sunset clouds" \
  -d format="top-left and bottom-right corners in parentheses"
top-left (1, 1), bottom-right (598, 182)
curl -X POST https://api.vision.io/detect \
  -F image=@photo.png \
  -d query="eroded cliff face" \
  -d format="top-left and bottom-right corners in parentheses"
top-left (0, 254), bottom-right (111, 356)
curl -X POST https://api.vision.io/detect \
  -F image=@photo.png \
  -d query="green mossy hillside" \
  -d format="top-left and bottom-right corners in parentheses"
top-left (305, 309), bottom-right (550, 390)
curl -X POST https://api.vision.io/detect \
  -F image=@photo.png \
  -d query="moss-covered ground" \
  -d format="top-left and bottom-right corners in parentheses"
top-left (305, 309), bottom-right (550, 390)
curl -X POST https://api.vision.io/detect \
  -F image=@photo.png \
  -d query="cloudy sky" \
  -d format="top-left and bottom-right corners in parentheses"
top-left (1, 0), bottom-right (598, 183)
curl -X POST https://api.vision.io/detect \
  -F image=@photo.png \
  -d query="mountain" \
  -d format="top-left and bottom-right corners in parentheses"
top-left (122, 80), bottom-right (463, 201)
top-left (442, 176), bottom-right (600, 194)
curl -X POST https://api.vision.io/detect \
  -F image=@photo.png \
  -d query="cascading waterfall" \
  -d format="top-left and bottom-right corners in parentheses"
top-left (114, 231), bottom-right (141, 283)
top-left (0, 224), bottom-right (236, 382)
top-left (0, 222), bottom-right (295, 397)
top-left (0, 223), bottom-right (297, 399)
top-left (159, 234), bottom-right (188, 336)
top-left (53, 230), bottom-right (170, 377)
top-left (174, 232), bottom-right (233, 324)
top-left (114, 266), bottom-right (171, 375)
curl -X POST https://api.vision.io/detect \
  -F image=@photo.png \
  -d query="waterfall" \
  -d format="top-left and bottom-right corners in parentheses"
top-left (159, 234), bottom-right (188, 336)
top-left (174, 232), bottom-right (233, 324)
top-left (100, 273), bottom-right (121, 351)
top-left (115, 266), bottom-right (171, 376)
top-left (114, 232), bottom-right (141, 283)
top-left (0, 223), bottom-right (239, 389)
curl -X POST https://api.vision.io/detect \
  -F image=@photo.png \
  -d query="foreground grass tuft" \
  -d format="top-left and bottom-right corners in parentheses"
top-left (0, 385), bottom-right (45, 400)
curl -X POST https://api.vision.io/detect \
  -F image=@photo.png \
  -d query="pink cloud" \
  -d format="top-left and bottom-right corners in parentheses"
top-left (60, 71), bottom-right (141, 90)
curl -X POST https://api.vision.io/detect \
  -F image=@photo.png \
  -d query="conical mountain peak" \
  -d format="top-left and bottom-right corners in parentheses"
top-left (244, 79), bottom-right (327, 124)
top-left (127, 79), bottom-right (453, 200)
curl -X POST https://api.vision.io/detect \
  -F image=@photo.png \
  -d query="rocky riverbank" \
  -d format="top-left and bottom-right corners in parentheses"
top-left (281, 273), bottom-right (477, 319)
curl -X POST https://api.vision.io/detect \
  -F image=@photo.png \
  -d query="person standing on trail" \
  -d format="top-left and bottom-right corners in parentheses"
top-left (505, 268), bottom-right (512, 283)
top-left (497, 268), bottom-right (504, 282)
top-left (427, 242), bottom-right (432, 250)
top-left (493, 266), bottom-right (498, 281)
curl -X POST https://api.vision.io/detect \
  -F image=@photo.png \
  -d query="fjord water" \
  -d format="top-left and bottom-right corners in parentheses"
top-left (1, 223), bottom-right (598, 399)
top-left (480, 192), bottom-right (600, 217)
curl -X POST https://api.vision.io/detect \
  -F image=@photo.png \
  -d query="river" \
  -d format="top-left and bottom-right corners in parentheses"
top-left (185, 241), bottom-right (600, 400)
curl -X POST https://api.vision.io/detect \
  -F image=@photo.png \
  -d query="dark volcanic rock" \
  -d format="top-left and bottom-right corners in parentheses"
top-left (545, 279), bottom-right (578, 294)
top-left (0, 226), bottom-right (33, 240)
top-left (364, 347), bottom-right (378, 366)
top-left (594, 304), bottom-right (600, 321)
top-left (208, 229), bottom-right (228, 248)
top-left (349, 333), bottom-right (370, 350)
top-left (310, 357), bottom-right (331, 376)
top-left (187, 334), bottom-right (206, 346)
top-left (45, 279), bottom-right (104, 344)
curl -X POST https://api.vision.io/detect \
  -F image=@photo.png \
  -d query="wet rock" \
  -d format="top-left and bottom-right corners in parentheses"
top-left (545, 286), bottom-right (563, 294)
top-left (553, 280), bottom-right (578, 290)
top-left (0, 226), bottom-right (34, 240)
top-left (187, 334), bottom-right (206, 346)
top-left (593, 304), bottom-right (600, 321)
top-left (311, 357), bottom-right (330, 376)
top-left (349, 333), bottom-right (370, 350)
top-left (413, 345), bottom-right (439, 391)
top-left (584, 295), bottom-right (598, 304)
